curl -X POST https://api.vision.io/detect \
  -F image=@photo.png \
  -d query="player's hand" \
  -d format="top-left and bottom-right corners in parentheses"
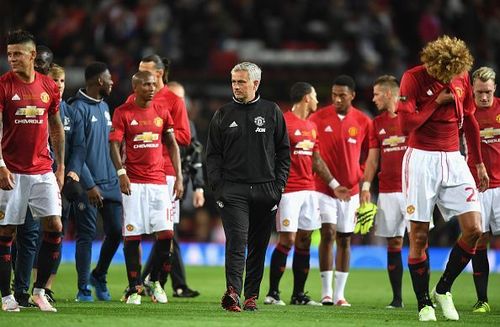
top-left (119, 174), bottom-right (131, 196)
top-left (66, 170), bottom-right (80, 182)
top-left (55, 165), bottom-right (65, 190)
top-left (435, 89), bottom-right (454, 105)
top-left (87, 186), bottom-right (104, 207)
top-left (476, 163), bottom-right (489, 192)
top-left (334, 186), bottom-right (351, 201)
top-left (360, 190), bottom-right (371, 205)
top-left (193, 188), bottom-right (205, 208)
top-left (173, 177), bottom-right (184, 200)
top-left (354, 202), bottom-right (377, 235)
top-left (0, 167), bottom-right (15, 190)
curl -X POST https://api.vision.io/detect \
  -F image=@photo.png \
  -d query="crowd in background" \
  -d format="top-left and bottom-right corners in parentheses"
top-left (1, 0), bottom-right (499, 247)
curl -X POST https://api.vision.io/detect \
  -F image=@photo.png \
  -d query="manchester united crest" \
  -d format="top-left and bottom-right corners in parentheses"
top-left (126, 224), bottom-right (134, 231)
top-left (496, 114), bottom-right (500, 124)
top-left (348, 126), bottom-right (358, 137)
top-left (254, 116), bottom-right (265, 127)
top-left (406, 205), bottom-right (415, 215)
top-left (154, 117), bottom-right (163, 127)
top-left (283, 219), bottom-right (290, 227)
top-left (40, 92), bottom-right (50, 103)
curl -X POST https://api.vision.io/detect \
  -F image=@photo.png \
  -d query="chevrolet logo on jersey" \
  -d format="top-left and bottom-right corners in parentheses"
top-left (480, 127), bottom-right (500, 139)
top-left (382, 135), bottom-right (406, 147)
top-left (134, 132), bottom-right (159, 143)
top-left (293, 139), bottom-right (314, 156)
top-left (16, 106), bottom-right (45, 118)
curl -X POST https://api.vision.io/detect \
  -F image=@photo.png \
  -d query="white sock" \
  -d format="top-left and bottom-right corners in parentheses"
top-left (334, 271), bottom-right (349, 303)
top-left (320, 270), bottom-right (333, 299)
top-left (33, 287), bottom-right (44, 296)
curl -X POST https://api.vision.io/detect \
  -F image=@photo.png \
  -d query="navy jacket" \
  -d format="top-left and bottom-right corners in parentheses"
top-left (59, 100), bottom-right (85, 171)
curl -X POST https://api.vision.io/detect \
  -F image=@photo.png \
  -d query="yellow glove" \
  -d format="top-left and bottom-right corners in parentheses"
top-left (354, 202), bottom-right (377, 235)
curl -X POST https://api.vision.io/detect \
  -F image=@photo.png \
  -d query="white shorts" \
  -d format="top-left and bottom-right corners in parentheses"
top-left (0, 172), bottom-right (61, 225)
top-left (375, 192), bottom-right (408, 238)
top-left (166, 175), bottom-right (180, 224)
top-left (276, 190), bottom-right (320, 232)
top-left (317, 192), bottom-right (359, 233)
top-left (122, 183), bottom-right (173, 236)
top-left (402, 148), bottom-right (481, 222)
top-left (479, 187), bottom-right (500, 235)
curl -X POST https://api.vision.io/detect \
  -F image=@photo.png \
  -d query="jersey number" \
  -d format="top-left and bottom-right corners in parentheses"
top-left (465, 187), bottom-right (477, 202)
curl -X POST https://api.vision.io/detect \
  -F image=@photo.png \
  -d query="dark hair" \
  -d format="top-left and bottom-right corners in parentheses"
top-left (141, 54), bottom-right (171, 83)
top-left (290, 82), bottom-right (313, 104)
top-left (85, 61), bottom-right (108, 81)
top-left (36, 45), bottom-right (53, 56)
top-left (333, 75), bottom-right (356, 91)
top-left (6, 29), bottom-right (35, 46)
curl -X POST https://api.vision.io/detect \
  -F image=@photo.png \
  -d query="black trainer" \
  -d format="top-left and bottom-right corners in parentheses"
top-left (173, 287), bottom-right (200, 298)
top-left (290, 292), bottom-right (322, 306)
top-left (14, 292), bottom-right (36, 308)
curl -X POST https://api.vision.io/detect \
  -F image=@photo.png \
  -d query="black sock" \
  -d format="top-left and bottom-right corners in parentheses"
top-left (93, 233), bottom-right (121, 276)
top-left (472, 247), bottom-right (489, 302)
top-left (123, 237), bottom-right (141, 290)
top-left (141, 242), bottom-right (155, 282)
top-left (34, 232), bottom-right (62, 289)
top-left (387, 247), bottom-right (403, 303)
top-left (269, 244), bottom-right (290, 294)
top-left (0, 236), bottom-right (13, 297)
top-left (436, 239), bottom-right (475, 294)
top-left (292, 247), bottom-right (310, 296)
top-left (408, 254), bottom-right (432, 310)
top-left (150, 238), bottom-right (172, 283)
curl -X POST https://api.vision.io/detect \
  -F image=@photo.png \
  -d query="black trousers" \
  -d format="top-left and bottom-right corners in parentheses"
top-left (218, 181), bottom-right (281, 299)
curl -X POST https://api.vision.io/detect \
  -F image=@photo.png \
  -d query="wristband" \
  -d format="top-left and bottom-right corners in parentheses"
top-left (328, 178), bottom-right (340, 190)
top-left (0, 159), bottom-right (5, 168)
top-left (117, 168), bottom-right (127, 176)
top-left (195, 188), bottom-right (204, 193)
top-left (362, 181), bottom-right (371, 192)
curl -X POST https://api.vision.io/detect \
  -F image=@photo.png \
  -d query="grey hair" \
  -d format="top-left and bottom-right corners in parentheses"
top-left (231, 62), bottom-right (262, 82)
top-left (472, 66), bottom-right (496, 83)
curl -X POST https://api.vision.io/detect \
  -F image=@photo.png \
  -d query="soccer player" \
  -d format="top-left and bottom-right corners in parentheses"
top-left (34, 46), bottom-right (53, 75)
top-left (398, 35), bottom-right (489, 321)
top-left (66, 62), bottom-right (123, 302)
top-left (265, 82), bottom-right (348, 307)
top-left (206, 62), bottom-right (290, 312)
top-left (467, 66), bottom-right (499, 313)
top-left (360, 75), bottom-right (407, 308)
top-left (110, 71), bottom-right (183, 305)
top-left (309, 75), bottom-right (373, 306)
top-left (0, 30), bottom-right (65, 312)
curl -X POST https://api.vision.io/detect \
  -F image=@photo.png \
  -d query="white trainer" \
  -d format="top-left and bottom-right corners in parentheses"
top-left (419, 305), bottom-right (437, 321)
top-left (431, 288), bottom-right (459, 320)
top-left (151, 281), bottom-right (168, 304)
top-left (126, 292), bottom-right (141, 305)
top-left (2, 295), bottom-right (20, 312)
top-left (32, 289), bottom-right (57, 312)
top-left (264, 291), bottom-right (285, 305)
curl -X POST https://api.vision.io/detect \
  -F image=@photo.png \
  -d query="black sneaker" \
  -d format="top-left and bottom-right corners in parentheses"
top-left (386, 299), bottom-right (404, 308)
top-left (290, 292), bottom-right (322, 306)
top-left (14, 292), bottom-right (36, 308)
top-left (221, 287), bottom-right (241, 312)
top-left (173, 287), bottom-right (200, 298)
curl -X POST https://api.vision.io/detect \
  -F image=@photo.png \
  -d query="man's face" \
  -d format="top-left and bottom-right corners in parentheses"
top-left (473, 79), bottom-right (496, 108)
top-left (34, 51), bottom-right (53, 75)
top-left (7, 43), bottom-right (35, 75)
top-left (134, 75), bottom-right (156, 102)
top-left (331, 85), bottom-right (354, 113)
top-left (98, 69), bottom-right (114, 97)
top-left (372, 85), bottom-right (389, 111)
top-left (139, 61), bottom-right (162, 88)
top-left (307, 87), bottom-right (319, 113)
top-left (49, 72), bottom-right (65, 97)
top-left (231, 70), bottom-right (258, 103)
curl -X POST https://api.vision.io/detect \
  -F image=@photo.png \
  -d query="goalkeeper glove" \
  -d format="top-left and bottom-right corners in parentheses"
top-left (354, 202), bottom-right (377, 235)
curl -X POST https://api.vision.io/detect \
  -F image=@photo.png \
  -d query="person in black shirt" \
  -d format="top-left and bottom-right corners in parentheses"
top-left (206, 62), bottom-right (290, 312)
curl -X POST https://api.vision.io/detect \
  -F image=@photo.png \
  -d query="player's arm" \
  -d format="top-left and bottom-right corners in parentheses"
top-left (109, 111), bottom-right (130, 195)
top-left (48, 111), bottom-right (65, 190)
top-left (463, 113), bottom-right (489, 192)
top-left (312, 151), bottom-right (350, 201)
top-left (273, 105), bottom-right (291, 192)
top-left (164, 126), bottom-right (184, 200)
top-left (171, 97), bottom-right (191, 146)
top-left (188, 121), bottom-right (205, 208)
top-left (0, 112), bottom-right (15, 190)
top-left (66, 108), bottom-right (86, 180)
top-left (360, 148), bottom-right (380, 204)
top-left (206, 110), bottom-right (224, 194)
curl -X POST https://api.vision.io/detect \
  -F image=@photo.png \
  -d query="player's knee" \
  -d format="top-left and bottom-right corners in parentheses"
top-left (279, 233), bottom-right (295, 248)
top-left (464, 225), bottom-right (482, 243)
top-left (412, 230), bottom-right (428, 249)
top-left (320, 225), bottom-right (335, 244)
top-left (156, 230), bottom-right (173, 240)
top-left (0, 225), bottom-right (16, 237)
top-left (295, 232), bottom-right (312, 249)
top-left (387, 237), bottom-right (403, 249)
top-left (336, 232), bottom-right (351, 248)
top-left (42, 216), bottom-right (62, 232)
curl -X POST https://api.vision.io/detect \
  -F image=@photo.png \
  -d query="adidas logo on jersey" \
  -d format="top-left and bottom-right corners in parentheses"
top-left (131, 119), bottom-right (138, 126)
top-left (294, 129), bottom-right (302, 136)
top-left (229, 121), bottom-right (238, 128)
top-left (379, 128), bottom-right (386, 135)
top-left (11, 94), bottom-right (20, 101)
top-left (91, 115), bottom-right (98, 122)
top-left (324, 125), bottom-right (333, 132)
top-left (426, 89), bottom-right (433, 96)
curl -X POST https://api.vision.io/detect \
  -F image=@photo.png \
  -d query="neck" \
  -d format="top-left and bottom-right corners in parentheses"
top-left (14, 67), bottom-right (35, 83)
top-left (85, 86), bottom-right (102, 100)
top-left (387, 105), bottom-right (397, 117)
top-left (291, 103), bottom-right (309, 120)
top-left (135, 97), bottom-right (151, 108)
top-left (336, 106), bottom-right (349, 115)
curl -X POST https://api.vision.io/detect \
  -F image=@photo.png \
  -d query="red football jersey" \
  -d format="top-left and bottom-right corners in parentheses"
top-left (283, 111), bottom-right (318, 193)
top-left (109, 101), bottom-right (174, 184)
top-left (0, 71), bottom-right (60, 174)
top-left (127, 85), bottom-right (191, 176)
top-left (398, 65), bottom-right (475, 151)
top-left (310, 105), bottom-right (374, 196)
top-left (468, 97), bottom-right (500, 189)
top-left (369, 111), bottom-right (407, 193)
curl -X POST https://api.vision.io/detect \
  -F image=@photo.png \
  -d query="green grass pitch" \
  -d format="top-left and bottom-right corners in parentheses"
top-left (1, 264), bottom-right (499, 326)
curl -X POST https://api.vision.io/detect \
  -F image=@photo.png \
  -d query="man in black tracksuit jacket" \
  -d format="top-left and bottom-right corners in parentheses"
top-left (206, 62), bottom-right (290, 312)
